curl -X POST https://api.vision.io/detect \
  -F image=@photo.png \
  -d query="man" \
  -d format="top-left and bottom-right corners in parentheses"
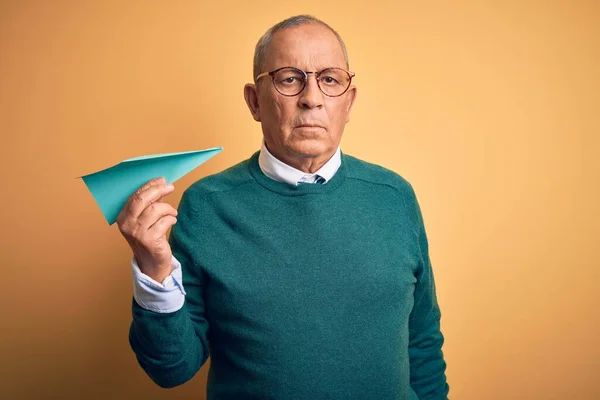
top-left (118, 15), bottom-right (449, 399)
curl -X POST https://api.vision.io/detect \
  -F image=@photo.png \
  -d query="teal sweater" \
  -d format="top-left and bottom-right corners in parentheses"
top-left (129, 151), bottom-right (449, 399)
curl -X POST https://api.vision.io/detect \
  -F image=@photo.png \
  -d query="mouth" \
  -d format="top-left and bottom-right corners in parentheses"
top-left (295, 124), bottom-right (325, 129)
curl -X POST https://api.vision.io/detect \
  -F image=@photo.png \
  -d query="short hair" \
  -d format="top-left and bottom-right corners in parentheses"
top-left (252, 15), bottom-right (349, 83)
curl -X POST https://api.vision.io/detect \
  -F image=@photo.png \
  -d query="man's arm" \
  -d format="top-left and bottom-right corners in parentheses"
top-left (408, 188), bottom-right (450, 399)
top-left (128, 190), bottom-right (210, 388)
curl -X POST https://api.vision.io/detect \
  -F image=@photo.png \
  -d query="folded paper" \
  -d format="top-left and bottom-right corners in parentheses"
top-left (79, 147), bottom-right (223, 224)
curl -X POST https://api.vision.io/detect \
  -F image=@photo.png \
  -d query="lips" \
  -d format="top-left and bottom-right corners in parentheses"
top-left (295, 124), bottom-right (325, 129)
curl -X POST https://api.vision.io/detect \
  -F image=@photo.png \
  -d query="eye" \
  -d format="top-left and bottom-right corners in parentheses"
top-left (320, 75), bottom-right (341, 85)
top-left (276, 74), bottom-right (305, 86)
top-left (281, 77), bottom-right (299, 84)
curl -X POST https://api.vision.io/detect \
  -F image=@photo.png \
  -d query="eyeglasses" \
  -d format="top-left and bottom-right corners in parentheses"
top-left (255, 67), bottom-right (355, 97)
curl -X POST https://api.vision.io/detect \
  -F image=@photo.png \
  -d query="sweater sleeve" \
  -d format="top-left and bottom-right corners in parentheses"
top-left (407, 188), bottom-right (450, 399)
top-left (128, 189), bottom-right (211, 388)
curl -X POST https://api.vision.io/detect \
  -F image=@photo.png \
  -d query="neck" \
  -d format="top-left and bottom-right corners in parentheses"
top-left (265, 143), bottom-right (336, 174)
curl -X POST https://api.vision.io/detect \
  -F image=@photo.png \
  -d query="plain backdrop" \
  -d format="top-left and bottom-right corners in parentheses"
top-left (1, 1), bottom-right (599, 399)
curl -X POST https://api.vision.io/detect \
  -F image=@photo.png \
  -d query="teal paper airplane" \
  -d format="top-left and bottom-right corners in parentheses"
top-left (80, 147), bottom-right (223, 225)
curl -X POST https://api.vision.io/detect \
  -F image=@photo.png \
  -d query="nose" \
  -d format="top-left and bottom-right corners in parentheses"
top-left (298, 73), bottom-right (323, 109)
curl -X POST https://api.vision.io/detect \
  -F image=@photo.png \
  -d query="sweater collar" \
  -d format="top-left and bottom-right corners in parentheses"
top-left (249, 150), bottom-right (347, 196)
top-left (258, 141), bottom-right (341, 186)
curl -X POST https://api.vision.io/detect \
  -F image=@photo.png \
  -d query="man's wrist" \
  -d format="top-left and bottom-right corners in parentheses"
top-left (136, 257), bottom-right (173, 284)
top-left (141, 266), bottom-right (173, 284)
top-left (131, 255), bottom-right (186, 313)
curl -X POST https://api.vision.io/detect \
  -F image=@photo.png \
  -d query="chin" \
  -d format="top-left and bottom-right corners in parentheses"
top-left (288, 140), bottom-right (331, 158)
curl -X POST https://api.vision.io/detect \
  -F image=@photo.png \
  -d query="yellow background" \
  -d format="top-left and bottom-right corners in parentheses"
top-left (1, 1), bottom-right (598, 399)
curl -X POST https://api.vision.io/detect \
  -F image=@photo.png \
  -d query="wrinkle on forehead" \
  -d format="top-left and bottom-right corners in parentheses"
top-left (264, 23), bottom-right (347, 72)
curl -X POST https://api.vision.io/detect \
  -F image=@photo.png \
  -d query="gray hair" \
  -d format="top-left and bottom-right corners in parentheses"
top-left (252, 15), bottom-right (349, 83)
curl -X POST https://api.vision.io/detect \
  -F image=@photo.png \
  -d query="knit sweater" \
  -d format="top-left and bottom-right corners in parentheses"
top-left (129, 150), bottom-right (449, 399)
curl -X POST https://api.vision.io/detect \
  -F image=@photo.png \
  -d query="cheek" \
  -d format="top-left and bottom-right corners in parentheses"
top-left (261, 93), bottom-right (285, 119)
top-left (259, 96), bottom-right (296, 139)
top-left (276, 101), bottom-right (297, 128)
top-left (327, 104), bottom-right (346, 129)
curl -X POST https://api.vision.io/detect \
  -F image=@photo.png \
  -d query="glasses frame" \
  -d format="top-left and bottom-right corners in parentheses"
top-left (256, 66), bottom-right (356, 97)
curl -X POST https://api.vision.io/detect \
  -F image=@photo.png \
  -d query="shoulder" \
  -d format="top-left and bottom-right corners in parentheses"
top-left (181, 153), bottom-right (256, 202)
top-left (343, 153), bottom-right (425, 227)
top-left (343, 153), bottom-right (416, 200)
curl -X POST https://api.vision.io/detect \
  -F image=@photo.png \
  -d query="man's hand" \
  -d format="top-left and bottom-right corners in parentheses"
top-left (117, 177), bottom-right (178, 283)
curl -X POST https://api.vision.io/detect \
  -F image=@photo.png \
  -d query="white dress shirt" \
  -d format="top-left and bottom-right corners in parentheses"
top-left (131, 141), bottom-right (342, 313)
top-left (258, 141), bottom-right (341, 185)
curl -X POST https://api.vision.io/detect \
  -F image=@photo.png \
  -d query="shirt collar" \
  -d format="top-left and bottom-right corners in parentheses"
top-left (258, 141), bottom-right (341, 186)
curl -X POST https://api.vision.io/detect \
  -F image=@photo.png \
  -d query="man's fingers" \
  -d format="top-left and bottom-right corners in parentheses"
top-left (117, 177), bottom-right (167, 224)
top-left (138, 177), bottom-right (166, 193)
top-left (149, 214), bottom-right (178, 238)
top-left (137, 202), bottom-right (178, 229)
top-left (123, 182), bottom-right (175, 221)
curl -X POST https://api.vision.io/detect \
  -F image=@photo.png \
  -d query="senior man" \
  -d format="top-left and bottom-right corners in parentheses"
top-left (119, 15), bottom-right (449, 400)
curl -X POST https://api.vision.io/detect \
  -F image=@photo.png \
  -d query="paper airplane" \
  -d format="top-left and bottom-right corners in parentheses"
top-left (80, 147), bottom-right (223, 225)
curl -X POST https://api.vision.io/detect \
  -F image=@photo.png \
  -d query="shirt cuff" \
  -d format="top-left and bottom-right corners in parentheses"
top-left (131, 255), bottom-right (186, 313)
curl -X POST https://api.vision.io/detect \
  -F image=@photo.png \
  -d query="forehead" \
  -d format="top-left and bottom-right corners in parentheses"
top-left (263, 23), bottom-right (346, 71)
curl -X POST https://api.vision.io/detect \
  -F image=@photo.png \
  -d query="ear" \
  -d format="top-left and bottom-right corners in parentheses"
top-left (344, 85), bottom-right (357, 123)
top-left (244, 83), bottom-right (261, 122)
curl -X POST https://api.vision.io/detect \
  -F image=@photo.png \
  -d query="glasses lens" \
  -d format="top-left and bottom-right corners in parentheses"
top-left (318, 68), bottom-right (351, 96)
top-left (273, 68), bottom-right (306, 96)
